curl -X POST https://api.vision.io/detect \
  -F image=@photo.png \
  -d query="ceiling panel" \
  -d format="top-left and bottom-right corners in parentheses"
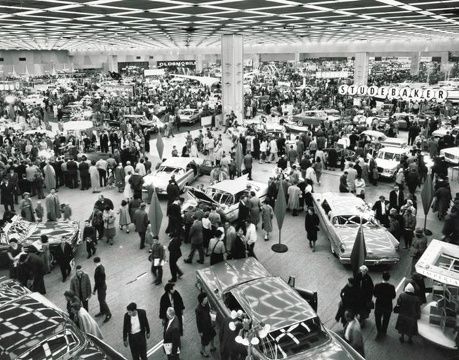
top-left (0, 0), bottom-right (455, 50)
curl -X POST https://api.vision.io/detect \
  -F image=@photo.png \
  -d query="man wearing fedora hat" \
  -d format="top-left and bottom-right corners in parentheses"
top-left (410, 228), bottom-right (427, 274)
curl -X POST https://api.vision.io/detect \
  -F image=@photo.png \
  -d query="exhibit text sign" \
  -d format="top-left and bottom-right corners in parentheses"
top-left (338, 84), bottom-right (448, 102)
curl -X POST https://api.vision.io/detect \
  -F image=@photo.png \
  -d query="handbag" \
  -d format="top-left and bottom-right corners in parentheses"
top-left (393, 305), bottom-right (400, 313)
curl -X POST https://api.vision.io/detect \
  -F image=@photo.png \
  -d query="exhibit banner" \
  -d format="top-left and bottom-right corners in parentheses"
top-left (338, 84), bottom-right (449, 102)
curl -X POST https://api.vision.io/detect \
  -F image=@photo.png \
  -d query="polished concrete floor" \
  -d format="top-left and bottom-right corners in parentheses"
top-left (0, 127), bottom-right (457, 360)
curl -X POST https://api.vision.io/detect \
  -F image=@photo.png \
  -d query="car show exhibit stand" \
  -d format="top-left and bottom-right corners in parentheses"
top-left (221, 34), bottom-right (244, 125)
top-left (415, 240), bottom-right (459, 350)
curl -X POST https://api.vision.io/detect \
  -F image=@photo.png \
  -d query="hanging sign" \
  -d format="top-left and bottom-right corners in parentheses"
top-left (338, 84), bottom-right (449, 102)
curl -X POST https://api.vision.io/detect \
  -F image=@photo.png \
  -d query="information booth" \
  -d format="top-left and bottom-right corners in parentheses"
top-left (415, 239), bottom-right (459, 349)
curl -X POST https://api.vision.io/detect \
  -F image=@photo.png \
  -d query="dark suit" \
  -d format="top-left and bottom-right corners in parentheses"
top-left (100, 133), bottom-right (109, 153)
top-left (94, 264), bottom-right (111, 316)
top-left (372, 200), bottom-right (390, 226)
top-left (0, 181), bottom-right (15, 212)
top-left (374, 282), bottom-right (396, 335)
top-left (129, 174), bottom-right (144, 199)
top-left (67, 160), bottom-right (79, 189)
top-left (83, 224), bottom-right (97, 257)
top-left (54, 242), bottom-right (73, 281)
top-left (78, 161), bottom-right (90, 190)
top-left (163, 316), bottom-right (181, 359)
top-left (123, 309), bottom-right (150, 360)
top-left (389, 190), bottom-right (404, 211)
top-left (168, 237), bottom-right (183, 282)
top-left (159, 291), bottom-right (185, 335)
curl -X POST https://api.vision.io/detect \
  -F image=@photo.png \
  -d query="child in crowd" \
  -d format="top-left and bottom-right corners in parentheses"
top-left (35, 201), bottom-right (44, 222)
top-left (61, 203), bottom-right (72, 220)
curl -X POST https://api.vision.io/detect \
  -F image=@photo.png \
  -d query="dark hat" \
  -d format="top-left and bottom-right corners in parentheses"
top-left (415, 228), bottom-right (424, 236)
top-left (8, 238), bottom-right (18, 243)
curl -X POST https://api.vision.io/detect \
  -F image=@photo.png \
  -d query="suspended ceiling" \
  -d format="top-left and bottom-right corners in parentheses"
top-left (0, 0), bottom-right (458, 50)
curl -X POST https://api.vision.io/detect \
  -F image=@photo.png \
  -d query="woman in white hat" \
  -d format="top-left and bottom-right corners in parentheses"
top-left (394, 283), bottom-right (421, 344)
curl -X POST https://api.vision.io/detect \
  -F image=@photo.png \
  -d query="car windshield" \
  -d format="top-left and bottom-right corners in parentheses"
top-left (258, 317), bottom-right (330, 360)
top-left (377, 152), bottom-right (401, 161)
top-left (158, 166), bottom-right (185, 176)
top-left (205, 188), bottom-right (234, 206)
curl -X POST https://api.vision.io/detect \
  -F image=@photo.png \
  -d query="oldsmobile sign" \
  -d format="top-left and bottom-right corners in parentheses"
top-left (157, 60), bottom-right (196, 68)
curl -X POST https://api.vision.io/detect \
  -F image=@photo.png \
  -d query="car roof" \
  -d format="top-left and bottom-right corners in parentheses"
top-left (233, 276), bottom-right (316, 331)
top-left (441, 147), bottom-right (459, 155)
top-left (318, 192), bottom-right (368, 217)
top-left (210, 178), bottom-right (266, 194)
top-left (159, 157), bottom-right (203, 168)
top-left (0, 290), bottom-right (68, 358)
top-left (378, 146), bottom-right (408, 154)
top-left (197, 258), bottom-right (270, 294)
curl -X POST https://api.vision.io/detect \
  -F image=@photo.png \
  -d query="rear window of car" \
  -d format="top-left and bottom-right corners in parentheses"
top-left (258, 317), bottom-right (329, 359)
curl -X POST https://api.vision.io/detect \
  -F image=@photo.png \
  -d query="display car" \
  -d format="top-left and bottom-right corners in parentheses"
top-left (22, 94), bottom-right (45, 106)
top-left (432, 126), bottom-right (459, 139)
top-left (312, 192), bottom-right (400, 266)
top-left (183, 176), bottom-right (268, 223)
top-left (142, 157), bottom-right (205, 194)
top-left (178, 108), bottom-right (201, 124)
top-left (440, 147), bottom-right (459, 165)
top-left (375, 146), bottom-right (407, 179)
top-left (124, 114), bottom-right (165, 131)
top-left (0, 215), bottom-right (80, 268)
top-left (0, 279), bottom-right (127, 360)
top-left (196, 258), bottom-right (365, 360)
top-left (292, 110), bottom-right (338, 126)
top-left (390, 112), bottom-right (419, 129)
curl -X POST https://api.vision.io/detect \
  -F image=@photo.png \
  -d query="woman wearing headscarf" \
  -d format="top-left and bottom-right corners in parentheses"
top-left (395, 283), bottom-right (421, 344)
top-left (355, 265), bottom-right (374, 324)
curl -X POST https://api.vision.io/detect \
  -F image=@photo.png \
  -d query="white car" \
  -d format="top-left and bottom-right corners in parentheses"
top-left (376, 147), bottom-right (407, 178)
top-left (143, 157), bottom-right (204, 194)
top-left (432, 126), bottom-right (459, 139)
top-left (440, 147), bottom-right (459, 165)
top-left (183, 177), bottom-right (268, 223)
top-left (22, 94), bottom-right (44, 106)
top-left (178, 109), bottom-right (200, 124)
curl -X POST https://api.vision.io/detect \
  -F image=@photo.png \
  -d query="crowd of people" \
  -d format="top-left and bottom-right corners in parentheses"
top-left (1, 65), bottom-right (459, 360)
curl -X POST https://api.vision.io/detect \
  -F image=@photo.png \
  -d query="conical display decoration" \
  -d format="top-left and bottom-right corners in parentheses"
top-left (148, 190), bottom-right (163, 237)
top-left (350, 225), bottom-right (367, 277)
top-left (272, 179), bottom-right (288, 253)
top-left (420, 174), bottom-right (434, 234)
top-left (156, 131), bottom-right (164, 159)
top-left (421, 174), bottom-right (434, 216)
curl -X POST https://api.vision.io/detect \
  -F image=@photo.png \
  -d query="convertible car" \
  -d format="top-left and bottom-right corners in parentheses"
top-left (313, 193), bottom-right (400, 266)
top-left (196, 258), bottom-right (364, 360)
top-left (142, 157), bottom-right (205, 194)
top-left (0, 215), bottom-right (80, 268)
top-left (183, 177), bottom-right (268, 223)
top-left (0, 279), bottom-right (127, 360)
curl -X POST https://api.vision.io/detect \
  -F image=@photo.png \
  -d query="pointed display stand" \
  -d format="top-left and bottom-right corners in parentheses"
top-left (271, 242), bottom-right (288, 253)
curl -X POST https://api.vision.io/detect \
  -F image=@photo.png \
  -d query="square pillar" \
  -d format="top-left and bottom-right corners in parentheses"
top-left (440, 51), bottom-right (449, 73)
top-left (222, 34), bottom-right (244, 124)
top-left (410, 52), bottom-right (420, 76)
top-left (353, 52), bottom-right (369, 87)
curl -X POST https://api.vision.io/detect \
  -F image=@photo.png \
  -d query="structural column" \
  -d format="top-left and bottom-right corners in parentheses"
top-left (440, 51), bottom-right (449, 73)
top-left (107, 55), bottom-right (117, 72)
top-left (353, 52), bottom-right (369, 87)
top-left (195, 54), bottom-right (203, 72)
top-left (410, 52), bottom-right (420, 76)
top-left (221, 34), bottom-right (244, 123)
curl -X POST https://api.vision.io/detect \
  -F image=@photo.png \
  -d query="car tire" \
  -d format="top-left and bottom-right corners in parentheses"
top-left (298, 119), bottom-right (303, 126)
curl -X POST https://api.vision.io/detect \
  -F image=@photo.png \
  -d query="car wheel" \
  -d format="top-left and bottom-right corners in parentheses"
top-left (298, 119), bottom-right (304, 126)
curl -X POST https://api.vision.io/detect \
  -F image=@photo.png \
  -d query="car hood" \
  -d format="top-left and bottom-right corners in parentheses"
top-left (143, 172), bottom-right (170, 189)
top-left (335, 226), bottom-right (399, 260)
top-left (26, 221), bottom-right (79, 246)
top-left (376, 158), bottom-right (398, 170)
